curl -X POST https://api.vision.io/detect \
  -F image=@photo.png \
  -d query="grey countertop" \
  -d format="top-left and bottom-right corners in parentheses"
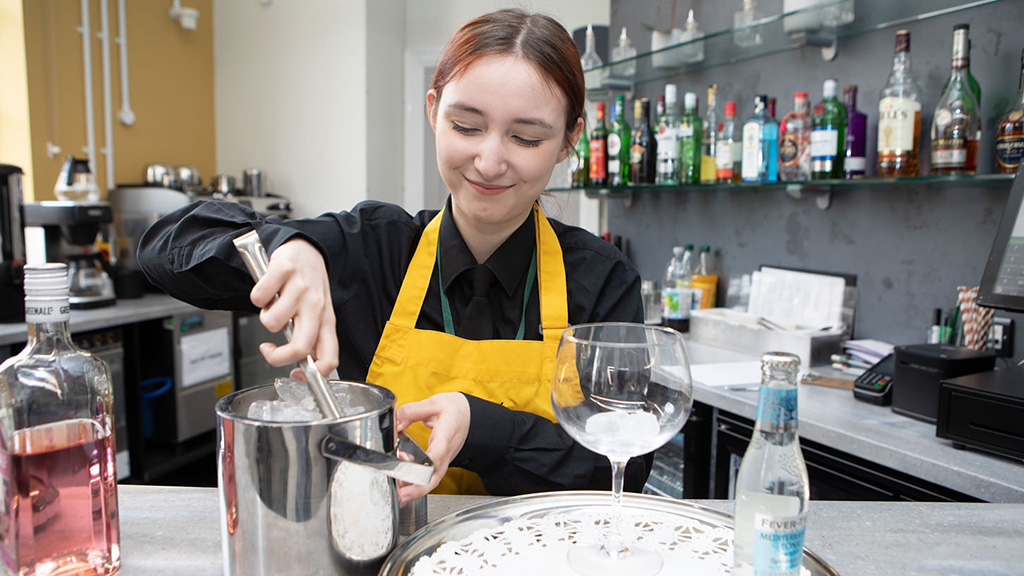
top-left (0, 292), bottom-right (200, 346)
top-left (684, 341), bottom-right (1024, 503)
top-left (117, 485), bottom-right (1024, 575)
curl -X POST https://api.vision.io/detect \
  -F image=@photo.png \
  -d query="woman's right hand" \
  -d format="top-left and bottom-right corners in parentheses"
top-left (248, 237), bottom-right (339, 377)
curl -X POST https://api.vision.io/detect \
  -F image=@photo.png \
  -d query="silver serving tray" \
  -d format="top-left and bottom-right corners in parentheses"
top-left (380, 491), bottom-right (839, 576)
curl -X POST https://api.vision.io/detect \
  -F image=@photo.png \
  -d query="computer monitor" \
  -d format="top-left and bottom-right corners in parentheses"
top-left (978, 167), bottom-right (1024, 312)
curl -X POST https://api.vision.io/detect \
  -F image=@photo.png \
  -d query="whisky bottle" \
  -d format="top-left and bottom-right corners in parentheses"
top-left (779, 92), bottom-right (811, 181)
top-left (630, 99), bottom-right (657, 185)
top-left (589, 102), bottom-right (609, 186)
top-left (941, 24), bottom-right (981, 108)
top-left (931, 24), bottom-right (981, 175)
top-left (733, 352), bottom-right (809, 576)
top-left (0, 263), bottom-right (121, 575)
top-left (877, 30), bottom-right (922, 178)
top-left (996, 48), bottom-right (1024, 174)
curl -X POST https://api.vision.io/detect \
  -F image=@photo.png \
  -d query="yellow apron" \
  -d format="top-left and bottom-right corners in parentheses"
top-left (366, 204), bottom-right (568, 494)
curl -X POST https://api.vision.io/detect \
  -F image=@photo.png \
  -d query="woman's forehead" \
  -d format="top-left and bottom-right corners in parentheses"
top-left (441, 55), bottom-right (568, 123)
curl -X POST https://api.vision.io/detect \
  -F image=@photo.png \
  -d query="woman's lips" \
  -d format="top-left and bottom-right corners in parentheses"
top-left (466, 177), bottom-right (512, 196)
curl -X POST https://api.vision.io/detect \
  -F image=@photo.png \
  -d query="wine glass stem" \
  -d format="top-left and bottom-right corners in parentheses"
top-left (604, 457), bottom-right (628, 559)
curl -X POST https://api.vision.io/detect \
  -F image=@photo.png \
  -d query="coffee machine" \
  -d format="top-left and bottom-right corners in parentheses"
top-left (22, 201), bottom-right (117, 309)
top-left (0, 164), bottom-right (26, 322)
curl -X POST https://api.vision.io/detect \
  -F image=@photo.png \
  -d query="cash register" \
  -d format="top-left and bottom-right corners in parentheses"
top-left (936, 167), bottom-right (1024, 460)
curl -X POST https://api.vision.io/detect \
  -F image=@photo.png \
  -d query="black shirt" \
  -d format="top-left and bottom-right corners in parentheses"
top-left (138, 198), bottom-right (648, 494)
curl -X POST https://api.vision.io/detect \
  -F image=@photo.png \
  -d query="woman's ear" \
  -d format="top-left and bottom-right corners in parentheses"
top-left (557, 116), bottom-right (585, 164)
top-left (425, 89), bottom-right (439, 133)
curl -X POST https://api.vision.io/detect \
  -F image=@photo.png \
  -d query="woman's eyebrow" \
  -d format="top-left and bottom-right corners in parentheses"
top-left (447, 101), bottom-right (554, 130)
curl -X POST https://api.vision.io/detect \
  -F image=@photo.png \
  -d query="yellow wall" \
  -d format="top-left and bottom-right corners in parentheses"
top-left (0, 0), bottom-right (34, 196)
top-left (16, 0), bottom-right (215, 201)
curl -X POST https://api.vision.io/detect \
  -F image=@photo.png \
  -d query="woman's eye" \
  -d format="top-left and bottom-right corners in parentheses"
top-left (451, 122), bottom-right (477, 135)
top-left (514, 136), bottom-right (542, 147)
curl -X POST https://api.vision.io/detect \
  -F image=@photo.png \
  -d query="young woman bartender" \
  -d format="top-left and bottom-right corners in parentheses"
top-left (138, 9), bottom-right (648, 505)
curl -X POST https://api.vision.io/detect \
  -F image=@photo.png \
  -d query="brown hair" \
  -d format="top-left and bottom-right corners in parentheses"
top-left (430, 9), bottom-right (585, 149)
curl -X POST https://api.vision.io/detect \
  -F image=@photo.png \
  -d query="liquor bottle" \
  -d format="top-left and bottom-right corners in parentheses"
top-left (680, 92), bottom-right (703, 184)
top-left (877, 30), bottom-right (922, 178)
top-left (718, 101), bottom-right (740, 183)
top-left (589, 102), bottom-right (609, 186)
top-left (941, 24), bottom-right (981, 108)
top-left (811, 78), bottom-right (847, 179)
top-left (0, 263), bottom-right (121, 575)
top-left (608, 96), bottom-right (630, 186)
top-left (679, 9), bottom-right (705, 64)
top-left (630, 98), bottom-right (657, 185)
top-left (702, 84), bottom-right (720, 184)
top-left (779, 91), bottom-right (811, 181)
top-left (734, 352), bottom-right (810, 576)
top-left (734, 0), bottom-right (765, 48)
top-left (656, 87), bottom-right (680, 185)
top-left (762, 96), bottom-right (780, 182)
top-left (571, 119), bottom-right (590, 187)
top-left (661, 245), bottom-right (694, 333)
top-left (610, 27), bottom-right (637, 82)
top-left (996, 48), bottom-right (1024, 174)
top-left (843, 85), bottom-right (868, 178)
top-left (580, 23), bottom-right (606, 91)
top-left (741, 95), bottom-right (767, 182)
top-left (691, 245), bottom-right (718, 309)
top-left (931, 25), bottom-right (981, 175)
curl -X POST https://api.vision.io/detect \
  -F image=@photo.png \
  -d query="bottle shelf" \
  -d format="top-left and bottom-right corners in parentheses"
top-left (551, 173), bottom-right (1014, 210)
top-left (586, 0), bottom-right (1006, 95)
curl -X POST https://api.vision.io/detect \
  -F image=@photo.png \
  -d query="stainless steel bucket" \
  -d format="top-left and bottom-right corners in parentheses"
top-left (216, 381), bottom-right (433, 576)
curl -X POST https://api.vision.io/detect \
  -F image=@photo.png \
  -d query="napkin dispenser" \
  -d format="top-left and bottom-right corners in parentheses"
top-left (891, 344), bottom-right (996, 423)
top-left (689, 308), bottom-right (845, 368)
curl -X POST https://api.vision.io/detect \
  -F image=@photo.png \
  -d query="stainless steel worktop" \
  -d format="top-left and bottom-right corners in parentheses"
top-left (0, 293), bottom-right (201, 346)
top-left (685, 341), bottom-right (1024, 503)
top-left (117, 485), bottom-right (1023, 575)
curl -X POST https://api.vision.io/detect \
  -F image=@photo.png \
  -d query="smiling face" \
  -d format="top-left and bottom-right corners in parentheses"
top-left (428, 55), bottom-right (581, 240)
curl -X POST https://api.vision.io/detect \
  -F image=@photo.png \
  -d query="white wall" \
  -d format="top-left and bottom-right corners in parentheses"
top-left (215, 0), bottom-right (607, 220)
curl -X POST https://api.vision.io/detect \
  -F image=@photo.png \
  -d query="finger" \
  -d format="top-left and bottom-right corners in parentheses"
top-left (397, 400), bottom-right (440, 431)
top-left (397, 464), bottom-right (446, 507)
top-left (249, 274), bottom-right (284, 309)
top-left (314, 314), bottom-right (339, 376)
top-left (259, 341), bottom-right (307, 368)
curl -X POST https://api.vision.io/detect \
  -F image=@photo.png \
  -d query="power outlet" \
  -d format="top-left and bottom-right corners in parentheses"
top-left (988, 317), bottom-right (1014, 357)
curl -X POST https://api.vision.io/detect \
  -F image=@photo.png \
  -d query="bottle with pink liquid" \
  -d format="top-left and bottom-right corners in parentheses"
top-left (0, 263), bottom-right (120, 575)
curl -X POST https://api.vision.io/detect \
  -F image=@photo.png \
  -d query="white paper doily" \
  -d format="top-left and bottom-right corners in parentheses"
top-left (410, 507), bottom-right (737, 575)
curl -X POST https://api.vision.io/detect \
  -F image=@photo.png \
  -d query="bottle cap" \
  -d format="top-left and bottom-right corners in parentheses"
top-left (724, 101), bottom-right (737, 117)
top-left (619, 26), bottom-right (630, 47)
top-left (665, 84), bottom-right (677, 104)
top-left (684, 244), bottom-right (694, 250)
top-left (822, 78), bottom-right (838, 98)
top-left (673, 246), bottom-right (686, 255)
top-left (24, 263), bottom-right (69, 298)
top-left (761, 351), bottom-right (801, 371)
top-left (684, 92), bottom-right (697, 109)
top-left (686, 9), bottom-right (698, 30)
top-left (701, 245), bottom-right (711, 252)
top-left (794, 91), bottom-right (808, 99)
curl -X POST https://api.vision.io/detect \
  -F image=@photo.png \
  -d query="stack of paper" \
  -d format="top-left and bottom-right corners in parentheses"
top-left (748, 268), bottom-right (845, 331)
top-left (843, 339), bottom-right (894, 365)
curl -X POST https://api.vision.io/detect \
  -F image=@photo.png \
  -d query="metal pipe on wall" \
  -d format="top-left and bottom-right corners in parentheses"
top-left (78, 0), bottom-right (96, 177)
top-left (115, 0), bottom-right (135, 126)
top-left (99, 0), bottom-right (115, 192)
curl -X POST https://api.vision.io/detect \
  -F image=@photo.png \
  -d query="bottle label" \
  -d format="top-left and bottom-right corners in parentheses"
top-left (778, 134), bottom-right (800, 165)
top-left (589, 138), bottom-right (607, 180)
top-left (810, 128), bottom-right (839, 159)
top-left (701, 155), bottom-right (717, 182)
top-left (996, 134), bottom-right (1024, 171)
top-left (756, 386), bottom-right (797, 424)
top-left (877, 97), bottom-right (921, 153)
top-left (25, 297), bottom-right (71, 324)
top-left (741, 122), bottom-right (761, 181)
top-left (931, 137), bottom-right (967, 167)
top-left (716, 140), bottom-right (734, 179)
top-left (656, 126), bottom-right (679, 161)
top-left (608, 133), bottom-right (622, 158)
top-left (845, 157), bottom-right (867, 171)
top-left (661, 287), bottom-right (692, 320)
top-left (753, 513), bottom-right (807, 576)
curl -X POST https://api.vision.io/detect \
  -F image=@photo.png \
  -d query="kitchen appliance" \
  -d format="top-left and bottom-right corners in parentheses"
top-left (0, 164), bottom-right (26, 322)
top-left (213, 174), bottom-right (236, 195)
top-left (891, 344), bottom-right (996, 423)
top-left (136, 310), bottom-right (235, 444)
top-left (145, 163), bottom-right (179, 189)
top-left (22, 201), bottom-right (117, 309)
top-left (242, 168), bottom-right (264, 197)
top-left (74, 327), bottom-right (131, 480)
top-left (217, 382), bottom-right (434, 576)
top-left (54, 156), bottom-right (100, 202)
top-left (936, 366), bottom-right (1024, 460)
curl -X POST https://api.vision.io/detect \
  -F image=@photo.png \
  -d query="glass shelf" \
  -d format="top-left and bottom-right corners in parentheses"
top-left (587, 0), bottom-right (1004, 95)
top-left (550, 173), bottom-right (1014, 210)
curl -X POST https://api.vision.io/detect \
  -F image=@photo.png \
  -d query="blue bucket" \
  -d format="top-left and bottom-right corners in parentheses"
top-left (139, 377), bottom-right (173, 439)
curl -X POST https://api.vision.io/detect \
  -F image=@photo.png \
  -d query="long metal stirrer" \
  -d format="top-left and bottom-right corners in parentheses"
top-left (233, 230), bottom-right (342, 420)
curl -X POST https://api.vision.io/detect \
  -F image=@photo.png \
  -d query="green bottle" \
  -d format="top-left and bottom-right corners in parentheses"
top-left (608, 95), bottom-right (631, 186)
top-left (810, 78), bottom-right (847, 179)
top-left (572, 120), bottom-right (590, 187)
top-left (679, 92), bottom-right (703, 184)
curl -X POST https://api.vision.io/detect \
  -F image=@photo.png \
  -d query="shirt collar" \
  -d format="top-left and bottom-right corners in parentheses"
top-left (438, 198), bottom-right (536, 297)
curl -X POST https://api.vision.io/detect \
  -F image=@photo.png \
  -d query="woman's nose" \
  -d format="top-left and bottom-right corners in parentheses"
top-left (474, 134), bottom-right (508, 177)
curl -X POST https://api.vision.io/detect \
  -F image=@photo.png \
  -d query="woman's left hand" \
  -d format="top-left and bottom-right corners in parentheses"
top-left (395, 392), bottom-right (471, 506)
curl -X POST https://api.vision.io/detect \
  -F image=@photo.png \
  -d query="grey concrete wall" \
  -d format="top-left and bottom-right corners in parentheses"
top-left (604, 0), bottom-right (1024, 355)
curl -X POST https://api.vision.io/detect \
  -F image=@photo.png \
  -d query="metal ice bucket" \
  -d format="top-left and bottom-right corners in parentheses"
top-left (216, 381), bottom-right (433, 576)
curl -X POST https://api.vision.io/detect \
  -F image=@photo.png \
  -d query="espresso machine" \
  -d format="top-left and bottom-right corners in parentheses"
top-left (22, 201), bottom-right (117, 309)
top-left (0, 164), bottom-right (26, 322)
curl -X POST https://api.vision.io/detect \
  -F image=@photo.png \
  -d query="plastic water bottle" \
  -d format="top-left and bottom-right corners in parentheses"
top-left (733, 352), bottom-right (809, 576)
top-left (661, 245), bottom-right (694, 333)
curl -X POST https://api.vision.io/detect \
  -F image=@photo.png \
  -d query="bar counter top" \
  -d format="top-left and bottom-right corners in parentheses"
top-left (118, 485), bottom-right (1023, 575)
